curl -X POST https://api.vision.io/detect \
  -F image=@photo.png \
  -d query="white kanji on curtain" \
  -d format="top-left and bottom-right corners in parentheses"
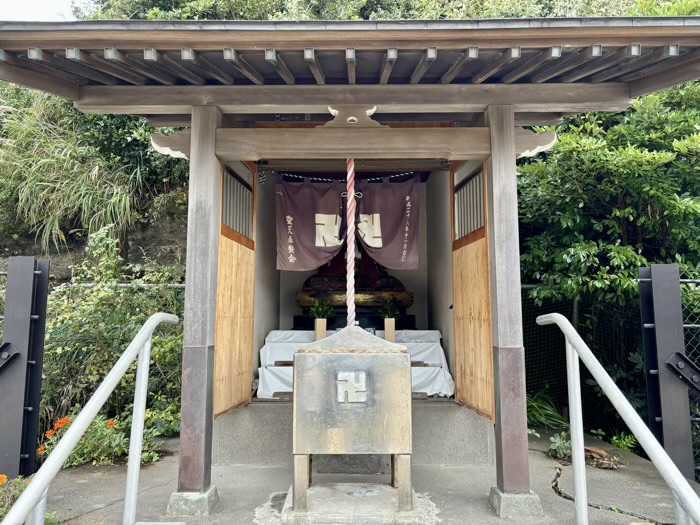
top-left (314, 213), bottom-right (343, 247)
top-left (357, 213), bottom-right (383, 248)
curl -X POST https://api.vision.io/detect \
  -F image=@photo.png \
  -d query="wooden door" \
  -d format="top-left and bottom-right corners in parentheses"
top-left (214, 166), bottom-right (256, 416)
top-left (451, 163), bottom-right (495, 421)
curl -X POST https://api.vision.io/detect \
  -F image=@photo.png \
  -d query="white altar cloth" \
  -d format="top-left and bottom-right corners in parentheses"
top-left (257, 365), bottom-right (455, 399)
top-left (257, 329), bottom-right (454, 398)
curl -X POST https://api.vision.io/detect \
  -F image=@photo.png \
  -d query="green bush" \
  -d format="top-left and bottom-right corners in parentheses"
top-left (36, 228), bottom-right (184, 466)
top-left (42, 411), bottom-right (162, 467)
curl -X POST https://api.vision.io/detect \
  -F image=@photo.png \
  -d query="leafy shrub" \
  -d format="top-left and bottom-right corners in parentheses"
top-left (37, 228), bottom-right (184, 462)
top-left (0, 476), bottom-right (59, 524)
top-left (42, 412), bottom-right (162, 467)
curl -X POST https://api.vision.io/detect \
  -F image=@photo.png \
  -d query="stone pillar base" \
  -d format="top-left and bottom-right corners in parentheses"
top-left (488, 486), bottom-right (543, 518)
top-left (166, 485), bottom-right (219, 517)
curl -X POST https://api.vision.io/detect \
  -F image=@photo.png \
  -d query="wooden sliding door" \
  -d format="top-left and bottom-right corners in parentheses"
top-left (214, 166), bottom-right (256, 416)
top-left (452, 163), bottom-right (495, 421)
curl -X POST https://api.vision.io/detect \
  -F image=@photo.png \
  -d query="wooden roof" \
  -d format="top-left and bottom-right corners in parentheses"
top-left (1, 18), bottom-right (700, 119)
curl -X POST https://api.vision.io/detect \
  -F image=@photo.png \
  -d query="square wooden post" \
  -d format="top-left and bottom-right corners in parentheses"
top-left (484, 105), bottom-right (542, 516)
top-left (168, 106), bottom-right (222, 516)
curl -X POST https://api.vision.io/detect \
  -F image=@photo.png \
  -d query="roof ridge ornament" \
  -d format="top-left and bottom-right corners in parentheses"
top-left (321, 105), bottom-right (387, 128)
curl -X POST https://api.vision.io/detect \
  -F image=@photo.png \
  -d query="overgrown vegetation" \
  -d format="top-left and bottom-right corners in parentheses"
top-left (35, 228), bottom-right (185, 464)
top-left (0, 83), bottom-right (187, 253)
top-left (519, 85), bottom-right (700, 305)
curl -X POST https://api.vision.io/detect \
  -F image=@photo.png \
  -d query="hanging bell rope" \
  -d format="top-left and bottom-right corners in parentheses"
top-left (346, 158), bottom-right (357, 327)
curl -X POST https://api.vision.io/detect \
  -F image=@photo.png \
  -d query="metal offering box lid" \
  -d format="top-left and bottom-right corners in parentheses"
top-left (298, 326), bottom-right (407, 354)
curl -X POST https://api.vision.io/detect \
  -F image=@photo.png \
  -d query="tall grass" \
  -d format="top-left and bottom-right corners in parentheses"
top-left (0, 91), bottom-right (141, 250)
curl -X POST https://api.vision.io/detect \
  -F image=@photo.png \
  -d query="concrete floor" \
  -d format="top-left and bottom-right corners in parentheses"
top-left (44, 435), bottom-right (699, 525)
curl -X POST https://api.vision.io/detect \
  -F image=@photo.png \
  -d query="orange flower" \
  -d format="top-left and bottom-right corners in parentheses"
top-left (0, 474), bottom-right (8, 487)
top-left (107, 420), bottom-right (116, 429)
top-left (53, 417), bottom-right (72, 430)
top-left (38, 445), bottom-right (46, 456)
top-left (45, 429), bottom-right (55, 439)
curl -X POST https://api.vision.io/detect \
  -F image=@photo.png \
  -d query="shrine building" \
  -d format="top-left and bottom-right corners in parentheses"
top-left (1, 17), bottom-right (698, 517)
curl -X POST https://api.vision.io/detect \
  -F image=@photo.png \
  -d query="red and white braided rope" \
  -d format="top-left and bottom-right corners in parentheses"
top-left (346, 158), bottom-right (356, 327)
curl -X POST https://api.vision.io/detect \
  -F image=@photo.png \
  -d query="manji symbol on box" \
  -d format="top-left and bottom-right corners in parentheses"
top-left (336, 371), bottom-right (368, 403)
top-left (293, 350), bottom-right (412, 455)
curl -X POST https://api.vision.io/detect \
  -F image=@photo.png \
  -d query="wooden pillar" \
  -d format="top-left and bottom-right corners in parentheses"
top-left (178, 106), bottom-right (222, 493)
top-left (485, 105), bottom-right (531, 495)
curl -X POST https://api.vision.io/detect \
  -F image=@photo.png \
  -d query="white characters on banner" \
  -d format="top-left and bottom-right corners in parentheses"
top-left (357, 213), bottom-right (383, 248)
top-left (286, 215), bottom-right (297, 264)
top-left (314, 213), bottom-right (343, 247)
top-left (402, 195), bottom-right (412, 263)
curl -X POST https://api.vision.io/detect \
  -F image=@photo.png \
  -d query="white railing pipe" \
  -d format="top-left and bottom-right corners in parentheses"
top-left (565, 338), bottom-right (588, 525)
top-left (537, 313), bottom-right (700, 524)
top-left (123, 336), bottom-right (152, 525)
top-left (1, 313), bottom-right (178, 525)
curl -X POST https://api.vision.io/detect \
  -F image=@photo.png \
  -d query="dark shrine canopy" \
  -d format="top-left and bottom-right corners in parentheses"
top-left (1, 18), bottom-right (700, 126)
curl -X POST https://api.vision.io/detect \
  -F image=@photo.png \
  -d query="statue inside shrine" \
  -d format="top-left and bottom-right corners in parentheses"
top-left (293, 243), bottom-right (415, 330)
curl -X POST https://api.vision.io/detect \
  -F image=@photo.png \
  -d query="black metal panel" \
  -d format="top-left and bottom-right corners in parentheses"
top-left (649, 264), bottom-right (694, 479)
top-left (20, 259), bottom-right (49, 476)
top-left (0, 257), bottom-right (37, 478)
top-left (639, 266), bottom-right (663, 442)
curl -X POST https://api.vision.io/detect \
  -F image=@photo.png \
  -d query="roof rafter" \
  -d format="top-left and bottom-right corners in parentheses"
top-left (530, 45), bottom-right (603, 83)
top-left (379, 48), bottom-right (398, 85)
top-left (28, 47), bottom-right (118, 85)
top-left (346, 48), bottom-right (356, 85)
top-left (144, 48), bottom-right (205, 85)
top-left (304, 48), bottom-right (325, 85)
top-left (223, 48), bottom-right (264, 85)
top-left (502, 46), bottom-right (561, 84)
top-left (409, 47), bottom-right (437, 84)
top-left (66, 47), bottom-right (147, 85)
top-left (181, 48), bottom-right (233, 84)
top-left (472, 47), bottom-right (521, 84)
top-left (265, 48), bottom-right (294, 85)
top-left (559, 44), bottom-right (642, 83)
top-left (104, 48), bottom-right (177, 85)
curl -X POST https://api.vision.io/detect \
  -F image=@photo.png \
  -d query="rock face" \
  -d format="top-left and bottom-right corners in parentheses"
top-left (0, 207), bottom-right (188, 281)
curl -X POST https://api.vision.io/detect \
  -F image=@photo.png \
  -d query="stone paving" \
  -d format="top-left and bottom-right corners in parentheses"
top-left (43, 435), bottom-right (700, 525)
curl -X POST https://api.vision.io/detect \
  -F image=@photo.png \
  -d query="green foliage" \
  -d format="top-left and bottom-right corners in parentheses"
top-left (40, 229), bottom-right (184, 444)
top-left (590, 428), bottom-right (606, 441)
top-left (631, 0), bottom-right (700, 15)
top-left (548, 431), bottom-right (572, 460)
top-left (42, 412), bottom-right (162, 467)
top-left (584, 351), bottom-right (648, 422)
top-left (610, 432), bottom-right (638, 453)
top-left (378, 299), bottom-right (401, 320)
top-left (0, 476), bottom-right (59, 524)
top-left (309, 299), bottom-right (334, 319)
top-left (0, 83), bottom-right (187, 252)
top-left (520, 84), bottom-right (700, 305)
top-left (75, 0), bottom-right (634, 22)
top-left (526, 392), bottom-right (569, 430)
top-left (0, 87), bottom-right (139, 249)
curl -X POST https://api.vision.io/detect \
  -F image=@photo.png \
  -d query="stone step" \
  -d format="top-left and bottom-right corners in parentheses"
top-left (212, 399), bottom-right (494, 467)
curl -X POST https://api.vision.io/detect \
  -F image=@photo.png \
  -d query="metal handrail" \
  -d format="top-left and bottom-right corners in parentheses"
top-left (0, 312), bottom-right (179, 525)
top-left (537, 313), bottom-right (700, 525)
